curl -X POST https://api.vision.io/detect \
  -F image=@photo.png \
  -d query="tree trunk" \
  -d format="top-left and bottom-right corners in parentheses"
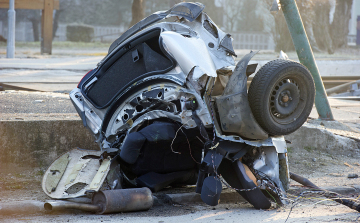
top-left (313, 0), bottom-right (334, 54)
top-left (29, 18), bottom-right (40, 42)
top-left (129, 0), bottom-right (145, 28)
top-left (272, 0), bottom-right (321, 52)
top-left (52, 10), bottom-right (62, 40)
top-left (330, 0), bottom-right (353, 49)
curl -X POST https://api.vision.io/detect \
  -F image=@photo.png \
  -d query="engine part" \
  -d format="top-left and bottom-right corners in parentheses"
top-left (92, 188), bottom-right (153, 214)
top-left (44, 187), bottom-right (153, 214)
top-left (44, 201), bottom-right (101, 213)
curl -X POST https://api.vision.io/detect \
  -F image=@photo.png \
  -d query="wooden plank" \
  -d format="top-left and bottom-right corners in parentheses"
top-left (54, 0), bottom-right (59, 10)
top-left (0, 0), bottom-right (59, 10)
top-left (41, 0), bottom-right (54, 54)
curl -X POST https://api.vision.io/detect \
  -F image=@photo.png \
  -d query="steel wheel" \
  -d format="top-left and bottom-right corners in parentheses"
top-left (248, 59), bottom-right (315, 136)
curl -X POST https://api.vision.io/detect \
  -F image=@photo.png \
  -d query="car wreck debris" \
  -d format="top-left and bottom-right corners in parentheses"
top-left (43, 2), bottom-right (317, 213)
top-left (44, 188), bottom-right (153, 214)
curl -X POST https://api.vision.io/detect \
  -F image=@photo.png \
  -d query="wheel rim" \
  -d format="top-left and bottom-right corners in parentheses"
top-left (269, 75), bottom-right (307, 125)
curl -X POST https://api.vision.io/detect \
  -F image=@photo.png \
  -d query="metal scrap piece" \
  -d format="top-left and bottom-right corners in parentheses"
top-left (42, 148), bottom-right (109, 199)
top-left (89, 159), bottom-right (111, 190)
top-left (45, 154), bottom-right (69, 193)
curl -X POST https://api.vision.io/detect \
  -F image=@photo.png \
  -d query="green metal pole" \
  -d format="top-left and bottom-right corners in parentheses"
top-left (280, 0), bottom-right (334, 120)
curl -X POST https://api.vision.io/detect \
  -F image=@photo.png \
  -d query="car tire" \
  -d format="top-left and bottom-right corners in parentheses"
top-left (248, 59), bottom-right (315, 136)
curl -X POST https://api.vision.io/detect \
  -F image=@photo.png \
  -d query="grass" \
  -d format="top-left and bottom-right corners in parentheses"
top-left (35, 170), bottom-right (44, 176)
top-left (14, 173), bottom-right (24, 178)
top-left (303, 146), bottom-right (314, 152)
top-left (287, 147), bottom-right (293, 153)
top-left (4, 181), bottom-right (29, 190)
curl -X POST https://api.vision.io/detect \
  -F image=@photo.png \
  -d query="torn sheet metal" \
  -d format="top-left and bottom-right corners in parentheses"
top-left (161, 31), bottom-right (217, 79)
top-left (216, 51), bottom-right (268, 140)
top-left (42, 148), bottom-right (110, 199)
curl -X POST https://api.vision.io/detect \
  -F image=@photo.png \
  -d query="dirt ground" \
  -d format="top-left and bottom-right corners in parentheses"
top-left (1, 141), bottom-right (360, 222)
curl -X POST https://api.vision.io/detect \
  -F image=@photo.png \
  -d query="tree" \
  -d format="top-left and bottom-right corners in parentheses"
top-left (269, 0), bottom-right (321, 52)
top-left (267, 0), bottom-right (353, 53)
top-left (221, 0), bottom-right (244, 32)
top-left (129, 0), bottom-right (146, 27)
top-left (237, 0), bottom-right (264, 32)
top-left (330, 0), bottom-right (353, 49)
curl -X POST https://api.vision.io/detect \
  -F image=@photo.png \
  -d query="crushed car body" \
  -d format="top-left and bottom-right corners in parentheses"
top-left (43, 2), bottom-right (315, 211)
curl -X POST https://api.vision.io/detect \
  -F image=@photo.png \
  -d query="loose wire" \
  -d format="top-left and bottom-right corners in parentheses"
top-left (170, 119), bottom-right (191, 154)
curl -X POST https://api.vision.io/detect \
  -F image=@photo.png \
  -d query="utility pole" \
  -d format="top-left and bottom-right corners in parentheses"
top-left (280, 0), bottom-right (334, 120)
top-left (7, 0), bottom-right (15, 58)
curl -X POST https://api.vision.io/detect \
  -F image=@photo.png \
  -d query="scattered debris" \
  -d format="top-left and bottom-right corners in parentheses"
top-left (290, 172), bottom-right (360, 212)
top-left (347, 174), bottom-right (359, 179)
top-left (328, 173), bottom-right (344, 177)
top-left (44, 188), bottom-right (153, 214)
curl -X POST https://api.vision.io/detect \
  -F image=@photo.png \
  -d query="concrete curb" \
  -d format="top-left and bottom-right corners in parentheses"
top-left (0, 119), bottom-right (98, 169)
top-left (285, 123), bottom-right (360, 157)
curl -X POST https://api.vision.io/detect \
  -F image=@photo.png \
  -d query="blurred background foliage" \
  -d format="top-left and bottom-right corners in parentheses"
top-left (0, 0), bottom-right (355, 53)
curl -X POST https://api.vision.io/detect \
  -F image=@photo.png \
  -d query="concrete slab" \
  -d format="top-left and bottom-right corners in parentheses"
top-left (284, 123), bottom-right (360, 157)
top-left (0, 57), bottom-right (102, 70)
top-left (0, 69), bottom-right (82, 92)
top-left (0, 119), bottom-right (99, 169)
top-left (0, 69), bottom-right (84, 82)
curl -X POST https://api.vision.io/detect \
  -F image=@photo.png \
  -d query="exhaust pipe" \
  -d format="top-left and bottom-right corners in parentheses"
top-left (44, 187), bottom-right (154, 214)
top-left (44, 201), bottom-right (100, 212)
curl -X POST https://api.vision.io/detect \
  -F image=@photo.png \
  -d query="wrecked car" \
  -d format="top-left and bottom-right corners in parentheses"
top-left (42, 2), bottom-right (315, 211)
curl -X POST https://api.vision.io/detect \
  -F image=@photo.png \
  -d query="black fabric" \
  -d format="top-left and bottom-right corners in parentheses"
top-left (143, 42), bottom-right (172, 72)
top-left (120, 132), bottom-right (146, 164)
top-left (218, 159), bottom-right (271, 209)
top-left (86, 41), bottom-right (173, 107)
top-left (136, 170), bottom-right (196, 192)
top-left (127, 121), bottom-right (202, 176)
top-left (102, 30), bottom-right (161, 74)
